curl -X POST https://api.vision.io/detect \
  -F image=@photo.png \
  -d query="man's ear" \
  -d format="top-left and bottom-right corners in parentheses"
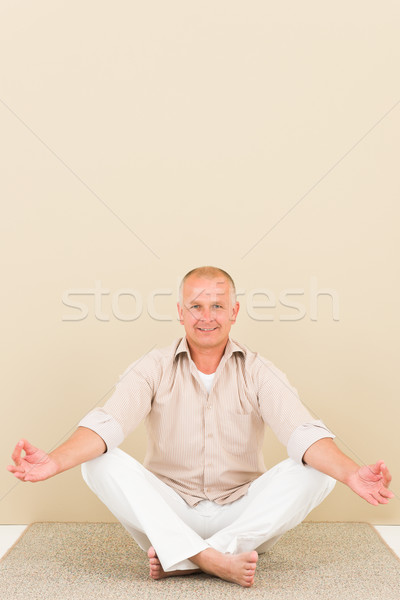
top-left (230, 301), bottom-right (240, 323)
top-left (177, 302), bottom-right (184, 324)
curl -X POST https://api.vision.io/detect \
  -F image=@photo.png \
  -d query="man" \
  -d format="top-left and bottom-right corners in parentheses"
top-left (8, 266), bottom-right (393, 588)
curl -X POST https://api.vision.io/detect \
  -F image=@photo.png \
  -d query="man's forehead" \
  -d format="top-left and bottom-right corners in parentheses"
top-left (184, 278), bottom-right (230, 300)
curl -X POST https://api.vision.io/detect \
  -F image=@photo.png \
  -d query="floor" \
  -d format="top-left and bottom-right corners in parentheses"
top-left (0, 525), bottom-right (399, 560)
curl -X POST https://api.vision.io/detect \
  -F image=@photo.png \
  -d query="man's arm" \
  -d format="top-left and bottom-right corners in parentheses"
top-left (7, 427), bottom-right (106, 482)
top-left (303, 437), bottom-right (394, 506)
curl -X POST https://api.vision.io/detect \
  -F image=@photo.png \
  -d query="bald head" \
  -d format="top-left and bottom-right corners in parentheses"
top-left (178, 266), bottom-right (236, 306)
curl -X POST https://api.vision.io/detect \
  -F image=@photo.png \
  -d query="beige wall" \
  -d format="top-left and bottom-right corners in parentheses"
top-left (1, 1), bottom-right (399, 525)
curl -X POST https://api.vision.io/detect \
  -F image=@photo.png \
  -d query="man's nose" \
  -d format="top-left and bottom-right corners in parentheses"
top-left (199, 307), bottom-right (215, 321)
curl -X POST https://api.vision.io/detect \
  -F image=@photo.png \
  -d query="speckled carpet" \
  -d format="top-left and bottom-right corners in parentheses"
top-left (1, 522), bottom-right (399, 599)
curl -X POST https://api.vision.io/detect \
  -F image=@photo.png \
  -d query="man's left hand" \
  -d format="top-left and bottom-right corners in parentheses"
top-left (346, 461), bottom-right (394, 506)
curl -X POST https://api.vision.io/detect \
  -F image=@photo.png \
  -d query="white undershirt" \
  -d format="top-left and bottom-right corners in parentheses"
top-left (196, 368), bottom-right (216, 393)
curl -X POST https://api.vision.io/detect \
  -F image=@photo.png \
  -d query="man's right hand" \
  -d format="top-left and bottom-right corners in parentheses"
top-left (7, 439), bottom-right (59, 482)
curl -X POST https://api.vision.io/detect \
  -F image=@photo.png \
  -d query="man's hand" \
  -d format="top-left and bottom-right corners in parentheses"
top-left (7, 429), bottom-right (106, 482)
top-left (7, 439), bottom-right (59, 482)
top-left (346, 461), bottom-right (394, 506)
top-left (303, 439), bottom-right (394, 506)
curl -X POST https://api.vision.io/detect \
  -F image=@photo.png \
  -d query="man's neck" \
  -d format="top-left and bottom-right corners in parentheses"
top-left (186, 339), bottom-right (227, 374)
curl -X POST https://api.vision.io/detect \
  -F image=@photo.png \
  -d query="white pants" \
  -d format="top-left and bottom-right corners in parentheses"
top-left (81, 448), bottom-right (335, 572)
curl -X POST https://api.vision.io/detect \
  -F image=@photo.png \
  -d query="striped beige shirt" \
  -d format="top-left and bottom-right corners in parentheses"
top-left (79, 337), bottom-right (334, 506)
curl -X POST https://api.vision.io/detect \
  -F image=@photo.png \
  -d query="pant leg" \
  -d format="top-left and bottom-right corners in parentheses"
top-left (81, 448), bottom-right (209, 571)
top-left (82, 450), bottom-right (335, 570)
top-left (205, 458), bottom-right (336, 554)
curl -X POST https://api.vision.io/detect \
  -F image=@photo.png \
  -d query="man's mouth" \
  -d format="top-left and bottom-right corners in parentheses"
top-left (197, 327), bottom-right (218, 332)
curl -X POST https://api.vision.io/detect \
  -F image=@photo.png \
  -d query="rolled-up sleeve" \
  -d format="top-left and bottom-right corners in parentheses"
top-left (78, 409), bottom-right (125, 451)
top-left (256, 356), bottom-right (335, 463)
top-left (287, 421), bottom-right (335, 464)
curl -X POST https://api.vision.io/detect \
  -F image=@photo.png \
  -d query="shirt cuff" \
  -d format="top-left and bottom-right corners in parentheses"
top-left (287, 421), bottom-right (335, 464)
top-left (78, 409), bottom-right (125, 452)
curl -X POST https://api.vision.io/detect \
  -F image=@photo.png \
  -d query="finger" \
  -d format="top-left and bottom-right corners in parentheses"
top-left (380, 464), bottom-right (392, 486)
top-left (368, 461), bottom-right (385, 475)
top-left (370, 489), bottom-right (391, 505)
top-left (7, 464), bottom-right (25, 474)
top-left (11, 470), bottom-right (28, 481)
top-left (9, 465), bottom-right (39, 482)
top-left (379, 487), bottom-right (394, 499)
top-left (11, 440), bottom-right (24, 464)
top-left (20, 439), bottom-right (38, 456)
top-left (376, 496), bottom-right (390, 504)
top-left (366, 495), bottom-right (379, 506)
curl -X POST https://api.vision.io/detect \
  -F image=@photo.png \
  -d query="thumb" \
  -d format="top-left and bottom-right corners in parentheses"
top-left (368, 461), bottom-right (385, 476)
top-left (20, 439), bottom-right (38, 455)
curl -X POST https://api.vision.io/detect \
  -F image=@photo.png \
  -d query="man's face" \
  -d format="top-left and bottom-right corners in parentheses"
top-left (177, 275), bottom-right (239, 351)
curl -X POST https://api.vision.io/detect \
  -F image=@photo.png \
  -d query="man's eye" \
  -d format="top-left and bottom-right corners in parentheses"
top-left (191, 305), bottom-right (200, 309)
top-left (213, 305), bottom-right (223, 309)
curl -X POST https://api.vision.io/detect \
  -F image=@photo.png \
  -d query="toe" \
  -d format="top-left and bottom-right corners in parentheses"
top-left (150, 565), bottom-right (161, 579)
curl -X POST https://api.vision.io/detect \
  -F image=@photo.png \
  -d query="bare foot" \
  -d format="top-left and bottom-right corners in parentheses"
top-left (148, 546), bottom-right (200, 580)
top-left (190, 548), bottom-right (258, 587)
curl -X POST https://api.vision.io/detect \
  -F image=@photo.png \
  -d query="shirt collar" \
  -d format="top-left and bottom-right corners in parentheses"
top-left (174, 336), bottom-right (245, 360)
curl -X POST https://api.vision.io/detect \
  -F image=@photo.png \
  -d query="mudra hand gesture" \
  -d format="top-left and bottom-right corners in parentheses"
top-left (7, 439), bottom-right (58, 482)
top-left (347, 460), bottom-right (394, 506)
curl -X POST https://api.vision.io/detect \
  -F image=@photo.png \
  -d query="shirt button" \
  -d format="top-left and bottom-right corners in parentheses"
top-left (207, 432), bottom-right (213, 438)
top-left (207, 405), bottom-right (212, 409)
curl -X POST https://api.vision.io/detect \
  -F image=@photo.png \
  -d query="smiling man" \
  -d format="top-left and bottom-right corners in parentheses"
top-left (177, 268), bottom-right (240, 369)
top-left (8, 266), bottom-right (393, 588)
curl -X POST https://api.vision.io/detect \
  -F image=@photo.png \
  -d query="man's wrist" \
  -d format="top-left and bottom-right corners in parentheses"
top-left (341, 465), bottom-right (360, 488)
top-left (48, 450), bottom-right (66, 475)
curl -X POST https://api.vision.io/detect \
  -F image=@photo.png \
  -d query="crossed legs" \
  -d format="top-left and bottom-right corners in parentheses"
top-left (81, 448), bottom-right (335, 587)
